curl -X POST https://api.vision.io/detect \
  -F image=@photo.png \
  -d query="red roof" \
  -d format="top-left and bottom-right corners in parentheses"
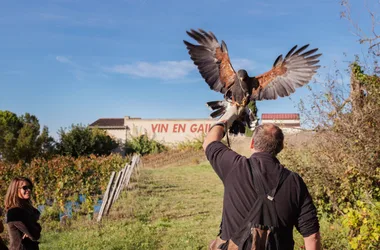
top-left (261, 113), bottom-right (300, 120)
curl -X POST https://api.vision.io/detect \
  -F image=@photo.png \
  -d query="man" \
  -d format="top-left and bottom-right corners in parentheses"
top-left (203, 106), bottom-right (321, 250)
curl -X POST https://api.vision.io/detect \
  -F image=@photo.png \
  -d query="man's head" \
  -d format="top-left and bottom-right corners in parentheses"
top-left (250, 123), bottom-right (284, 155)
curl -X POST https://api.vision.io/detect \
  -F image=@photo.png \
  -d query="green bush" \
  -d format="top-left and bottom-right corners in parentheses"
top-left (125, 134), bottom-right (167, 156)
top-left (176, 135), bottom-right (204, 151)
top-left (57, 124), bottom-right (119, 157)
top-left (342, 200), bottom-right (380, 249)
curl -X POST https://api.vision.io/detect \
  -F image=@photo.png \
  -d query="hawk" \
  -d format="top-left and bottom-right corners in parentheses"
top-left (184, 29), bottom-right (322, 134)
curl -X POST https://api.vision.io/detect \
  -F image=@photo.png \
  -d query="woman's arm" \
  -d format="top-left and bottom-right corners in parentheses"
top-left (7, 221), bottom-right (40, 241)
top-left (6, 208), bottom-right (41, 241)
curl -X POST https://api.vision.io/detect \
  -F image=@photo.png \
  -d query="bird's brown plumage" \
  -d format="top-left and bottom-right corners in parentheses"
top-left (183, 28), bottom-right (322, 134)
top-left (183, 29), bottom-right (237, 95)
top-left (251, 44), bottom-right (321, 100)
top-left (215, 47), bottom-right (236, 90)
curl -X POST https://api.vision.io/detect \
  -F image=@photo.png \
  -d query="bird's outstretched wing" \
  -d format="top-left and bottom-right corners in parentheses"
top-left (184, 29), bottom-right (236, 94)
top-left (252, 44), bottom-right (321, 100)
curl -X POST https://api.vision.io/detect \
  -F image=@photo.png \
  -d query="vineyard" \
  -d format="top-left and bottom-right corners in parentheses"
top-left (0, 154), bottom-right (129, 217)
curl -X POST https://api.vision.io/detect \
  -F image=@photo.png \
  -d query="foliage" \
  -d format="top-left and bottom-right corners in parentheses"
top-left (342, 200), bottom-right (380, 249)
top-left (176, 135), bottom-right (204, 151)
top-left (0, 110), bottom-right (56, 163)
top-left (0, 154), bottom-right (128, 215)
top-left (279, 2), bottom-right (380, 245)
top-left (125, 134), bottom-right (167, 156)
top-left (0, 110), bottom-right (23, 162)
top-left (38, 164), bottom-right (348, 249)
top-left (245, 100), bottom-right (258, 137)
top-left (57, 124), bottom-right (119, 157)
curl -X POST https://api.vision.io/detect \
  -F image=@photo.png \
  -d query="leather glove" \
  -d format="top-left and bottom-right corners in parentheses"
top-left (209, 103), bottom-right (241, 136)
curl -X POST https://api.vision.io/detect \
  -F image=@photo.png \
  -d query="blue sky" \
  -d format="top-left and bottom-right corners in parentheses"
top-left (0, 0), bottom-right (376, 138)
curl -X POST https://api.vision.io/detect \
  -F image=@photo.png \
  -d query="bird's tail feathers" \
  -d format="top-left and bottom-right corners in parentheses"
top-left (207, 100), bottom-right (228, 118)
top-left (210, 107), bottom-right (226, 118)
top-left (206, 100), bottom-right (225, 110)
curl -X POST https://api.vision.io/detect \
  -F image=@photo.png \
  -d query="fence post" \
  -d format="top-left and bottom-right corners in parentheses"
top-left (123, 155), bottom-right (139, 190)
top-left (114, 163), bottom-right (129, 201)
top-left (105, 170), bottom-right (123, 216)
top-left (97, 171), bottom-right (116, 222)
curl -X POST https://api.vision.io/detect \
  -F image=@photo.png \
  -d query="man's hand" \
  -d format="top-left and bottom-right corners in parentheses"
top-left (203, 104), bottom-right (240, 151)
top-left (217, 104), bottom-right (241, 131)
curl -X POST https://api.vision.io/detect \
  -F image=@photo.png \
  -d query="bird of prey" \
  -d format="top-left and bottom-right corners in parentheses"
top-left (183, 29), bottom-right (322, 134)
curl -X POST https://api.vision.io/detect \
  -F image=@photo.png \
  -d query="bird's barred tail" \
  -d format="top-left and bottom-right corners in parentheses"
top-left (206, 100), bottom-right (228, 118)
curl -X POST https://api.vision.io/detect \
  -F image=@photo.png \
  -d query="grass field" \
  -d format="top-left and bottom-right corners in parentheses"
top-left (39, 162), bottom-right (224, 249)
top-left (38, 160), bottom-right (313, 250)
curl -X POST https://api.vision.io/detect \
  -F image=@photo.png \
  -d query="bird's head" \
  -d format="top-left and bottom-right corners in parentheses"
top-left (237, 69), bottom-right (249, 81)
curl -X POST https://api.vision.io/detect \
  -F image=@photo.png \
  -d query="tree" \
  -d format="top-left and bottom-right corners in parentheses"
top-left (57, 124), bottom-right (119, 157)
top-left (16, 113), bottom-right (42, 163)
top-left (37, 126), bottom-right (57, 159)
top-left (0, 110), bottom-right (23, 162)
top-left (0, 110), bottom-right (56, 163)
top-left (91, 127), bottom-right (119, 156)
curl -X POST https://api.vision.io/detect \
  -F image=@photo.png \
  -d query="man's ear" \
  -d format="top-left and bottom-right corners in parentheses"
top-left (250, 138), bottom-right (254, 149)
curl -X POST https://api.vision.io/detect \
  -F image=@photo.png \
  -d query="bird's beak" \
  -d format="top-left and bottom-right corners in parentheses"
top-left (239, 77), bottom-right (243, 81)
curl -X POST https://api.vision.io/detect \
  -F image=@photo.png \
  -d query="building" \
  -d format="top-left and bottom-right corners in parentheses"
top-left (261, 113), bottom-right (301, 133)
top-left (89, 116), bottom-right (216, 144)
top-left (89, 113), bottom-right (303, 144)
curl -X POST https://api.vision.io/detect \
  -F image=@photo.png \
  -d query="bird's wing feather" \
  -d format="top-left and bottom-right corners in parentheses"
top-left (252, 44), bottom-right (321, 100)
top-left (184, 29), bottom-right (236, 94)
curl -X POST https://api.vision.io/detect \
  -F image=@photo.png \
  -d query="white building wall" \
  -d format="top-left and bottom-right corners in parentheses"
top-left (124, 119), bottom-right (216, 144)
top-left (104, 129), bottom-right (127, 143)
top-left (261, 119), bottom-right (300, 125)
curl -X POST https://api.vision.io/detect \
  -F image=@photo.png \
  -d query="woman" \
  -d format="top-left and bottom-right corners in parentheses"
top-left (4, 177), bottom-right (41, 250)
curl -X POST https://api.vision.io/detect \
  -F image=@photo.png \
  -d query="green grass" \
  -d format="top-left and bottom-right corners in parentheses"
top-left (39, 161), bottom-right (323, 249)
top-left (39, 163), bottom-right (225, 250)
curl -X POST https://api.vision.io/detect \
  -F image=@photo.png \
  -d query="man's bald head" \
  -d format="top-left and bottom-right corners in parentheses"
top-left (252, 124), bottom-right (284, 155)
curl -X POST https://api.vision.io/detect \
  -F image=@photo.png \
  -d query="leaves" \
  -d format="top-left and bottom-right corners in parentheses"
top-left (0, 154), bottom-right (129, 214)
top-left (57, 124), bottom-right (119, 157)
top-left (0, 110), bottom-right (56, 163)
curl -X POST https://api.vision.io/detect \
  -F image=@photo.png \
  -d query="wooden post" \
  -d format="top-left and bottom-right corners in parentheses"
top-left (114, 164), bottom-right (129, 201)
top-left (105, 170), bottom-right (123, 216)
top-left (97, 171), bottom-right (116, 222)
top-left (111, 169), bottom-right (125, 205)
top-left (123, 156), bottom-right (138, 190)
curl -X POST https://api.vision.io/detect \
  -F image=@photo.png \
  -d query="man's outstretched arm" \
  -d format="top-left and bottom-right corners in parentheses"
top-left (203, 105), bottom-right (240, 151)
top-left (203, 124), bottom-right (225, 151)
top-left (304, 232), bottom-right (321, 250)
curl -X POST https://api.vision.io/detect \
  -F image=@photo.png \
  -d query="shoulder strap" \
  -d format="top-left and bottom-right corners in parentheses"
top-left (250, 157), bottom-right (288, 201)
top-left (225, 158), bottom-right (291, 247)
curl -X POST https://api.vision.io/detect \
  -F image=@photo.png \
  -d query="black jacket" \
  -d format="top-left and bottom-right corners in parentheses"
top-left (6, 207), bottom-right (41, 250)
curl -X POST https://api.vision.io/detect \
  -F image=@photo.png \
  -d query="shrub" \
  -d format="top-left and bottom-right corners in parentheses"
top-left (125, 134), bottom-right (167, 156)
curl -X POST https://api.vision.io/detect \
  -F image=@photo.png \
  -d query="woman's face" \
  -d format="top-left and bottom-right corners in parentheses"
top-left (18, 180), bottom-right (32, 200)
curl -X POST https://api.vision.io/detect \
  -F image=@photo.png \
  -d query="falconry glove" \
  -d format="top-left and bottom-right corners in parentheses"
top-left (209, 104), bottom-right (241, 137)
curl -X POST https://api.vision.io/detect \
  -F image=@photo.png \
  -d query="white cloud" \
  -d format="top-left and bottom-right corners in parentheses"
top-left (56, 56), bottom-right (72, 64)
top-left (105, 60), bottom-right (196, 80)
